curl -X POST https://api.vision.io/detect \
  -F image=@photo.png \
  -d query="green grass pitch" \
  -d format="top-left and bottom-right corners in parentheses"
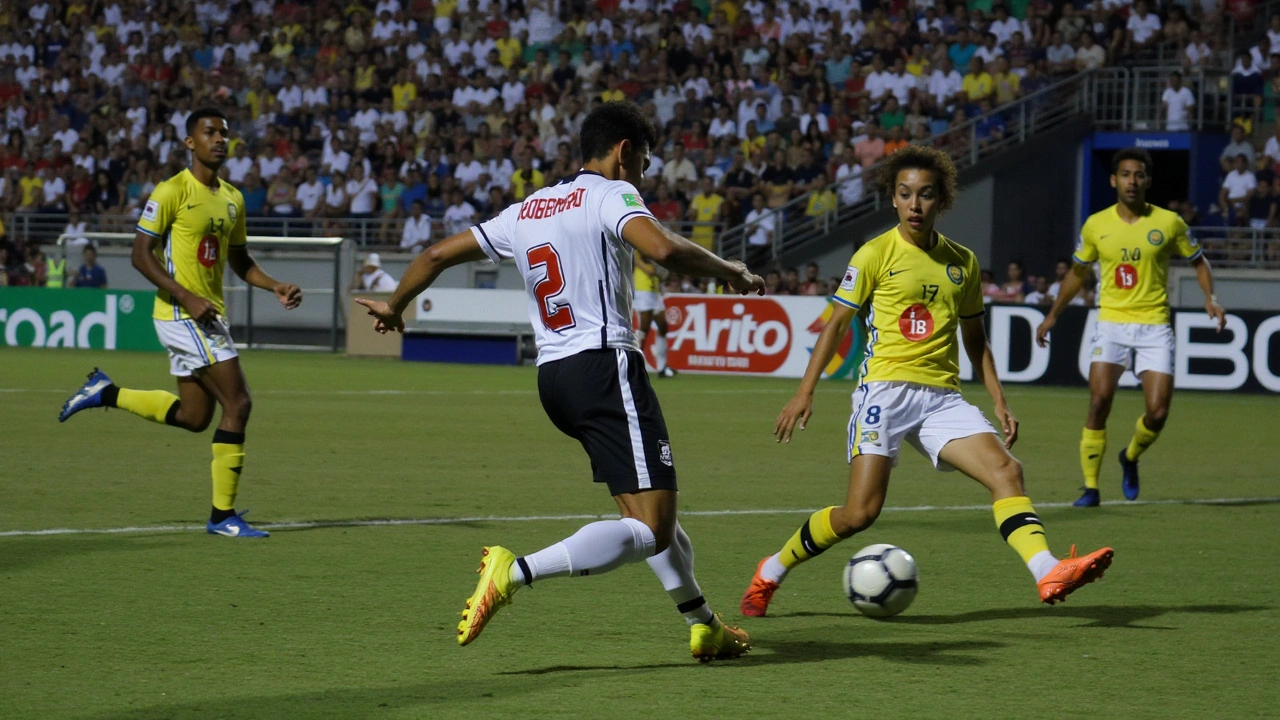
top-left (2, 348), bottom-right (1277, 719)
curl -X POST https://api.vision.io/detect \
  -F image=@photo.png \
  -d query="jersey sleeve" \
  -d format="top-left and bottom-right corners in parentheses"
top-left (1172, 215), bottom-right (1202, 260)
top-left (230, 192), bottom-right (247, 246)
top-left (598, 180), bottom-right (657, 239)
top-left (1072, 218), bottom-right (1098, 264)
top-left (832, 242), bottom-right (881, 310)
top-left (136, 181), bottom-right (177, 239)
top-left (958, 251), bottom-right (985, 319)
top-left (471, 202), bottom-right (518, 263)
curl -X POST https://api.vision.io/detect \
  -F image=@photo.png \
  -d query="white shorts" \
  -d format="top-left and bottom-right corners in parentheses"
top-left (1089, 321), bottom-right (1174, 376)
top-left (848, 381), bottom-right (997, 470)
top-left (634, 291), bottom-right (664, 314)
top-left (154, 317), bottom-right (239, 377)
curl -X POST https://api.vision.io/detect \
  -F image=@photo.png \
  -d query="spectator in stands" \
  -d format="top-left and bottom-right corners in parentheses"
top-left (346, 165), bottom-right (379, 220)
top-left (980, 269), bottom-right (1002, 303)
top-left (1076, 31), bottom-right (1107, 72)
top-left (400, 200), bottom-right (433, 253)
top-left (1248, 180), bottom-right (1273, 229)
top-left (1045, 32), bottom-right (1076, 75)
top-left (378, 168), bottom-right (405, 245)
top-left (1162, 71), bottom-right (1196, 131)
top-left (1185, 30), bottom-right (1214, 67)
top-left (992, 57), bottom-right (1021, 105)
top-left (297, 168), bottom-right (325, 219)
top-left (1220, 154), bottom-right (1257, 226)
top-left (1264, 126), bottom-right (1280, 172)
top-left (1231, 52), bottom-right (1265, 129)
top-left (1220, 124), bottom-right (1256, 174)
top-left (1000, 261), bottom-right (1031, 302)
top-left (442, 188), bottom-right (477, 237)
top-left (687, 177), bottom-right (725, 251)
top-left (744, 192), bottom-right (776, 272)
top-left (963, 57), bottom-right (995, 104)
top-left (975, 99), bottom-right (1006, 150)
top-left (69, 244), bottom-right (107, 289)
top-left (1125, 1), bottom-right (1163, 57)
top-left (349, 252), bottom-right (397, 293)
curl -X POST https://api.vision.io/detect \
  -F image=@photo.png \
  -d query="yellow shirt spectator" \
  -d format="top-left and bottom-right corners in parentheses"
top-left (392, 82), bottom-right (417, 111)
top-left (993, 71), bottom-right (1020, 105)
top-left (246, 89), bottom-right (274, 119)
top-left (270, 40), bottom-right (294, 60)
top-left (688, 191), bottom-right (725, 249)
top-left (435, 0), bottom-right (458, 21)
top-left (805, 188), bottom-right (837, 218)
top-left (740, 135), bottom-right (766, 158)
top-left (511, 167), bottom-right (545, 201)
top-left (20, 176), bottom-right (43, 208)
top-left (601, 88), bottom-right (626, 103)
top-left (962, 71), bottom-right (994, 102)
top-left (355, 65), bottom-right (376, 93)
top-left (496, 37), bottom-right (522, 68)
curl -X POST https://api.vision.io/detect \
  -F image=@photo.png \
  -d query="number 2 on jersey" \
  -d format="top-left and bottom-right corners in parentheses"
top-left (526, 243), bottom-right (577, 332)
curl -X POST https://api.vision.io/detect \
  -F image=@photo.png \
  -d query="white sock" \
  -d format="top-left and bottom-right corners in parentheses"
top-left (653, 334), bottom-right (668, 370)
top-left (760, 553), bottom-right (789, 583)
top-left (511, 518), bottom-right (656, 584)
top-left (1028, 550), bottom-right (1058, 582)
top-left (645, 522), bottom-right (714, 625)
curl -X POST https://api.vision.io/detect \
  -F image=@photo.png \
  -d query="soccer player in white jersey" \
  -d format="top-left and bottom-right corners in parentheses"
top-left (356, 102), bottom-right (765, 661)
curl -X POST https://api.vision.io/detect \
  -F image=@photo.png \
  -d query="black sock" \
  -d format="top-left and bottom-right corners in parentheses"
top-left (101, 384), bottom-right (119, 407)
top-left (210, 506), bottom-right (236, 523)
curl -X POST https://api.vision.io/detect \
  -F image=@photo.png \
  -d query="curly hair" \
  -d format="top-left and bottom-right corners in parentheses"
top-left (1110, 148), bottom-right (1153, 174)
top-left (875, 145), bottom-right (959, 213)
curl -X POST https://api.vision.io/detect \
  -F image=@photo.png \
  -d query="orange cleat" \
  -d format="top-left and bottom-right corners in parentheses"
top-left (740, 556), bottom-right (780, 617)
top-left (1038, 544), bottom-right (1114, 605)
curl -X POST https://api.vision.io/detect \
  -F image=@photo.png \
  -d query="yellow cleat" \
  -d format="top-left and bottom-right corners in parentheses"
top-left (457, 546), bottom-right (519, 646)
top-left (689, 616), bottom-right (751, 663)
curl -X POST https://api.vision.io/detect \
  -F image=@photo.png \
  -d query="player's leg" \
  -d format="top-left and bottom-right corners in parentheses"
top-left (937, 425), bottom-right (1113, 604)
top-left (1078, 360), bottom-right (1126, 506)
top-left (636, 308), bottom-right (653, 354)
top-left (192, 356), bottom-right (261, 535)
top-left (650, 304), bottom-right (676, 377)
top-left (1119, 325), bottom-right (1176, 500)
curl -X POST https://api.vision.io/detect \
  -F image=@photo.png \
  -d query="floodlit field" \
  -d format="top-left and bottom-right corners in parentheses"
top-left (2, 348), bottom-right (1277, 719)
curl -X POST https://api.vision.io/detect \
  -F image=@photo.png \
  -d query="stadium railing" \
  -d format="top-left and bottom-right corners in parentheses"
top-left (55, 232), bottom-right (347, 351)
top-left (1190, 226), bottom-right (1280, 268)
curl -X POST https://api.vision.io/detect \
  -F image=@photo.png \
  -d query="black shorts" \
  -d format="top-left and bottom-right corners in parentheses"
top-left (538, 348), bottom-right (678, 496)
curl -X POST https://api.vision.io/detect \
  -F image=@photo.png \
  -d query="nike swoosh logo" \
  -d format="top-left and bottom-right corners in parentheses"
top-left (187, 204), bottom-right (199, 210)
top-left (887, 269), bottom-right (905, 277)
top-left (1030, 531), bottom-right (1045, 536)
top-left (1087, 454), bottom-right (1099, 459)
top-left (1099, 234), bottom-right (1110, 239)
top-left (214, 524), bottom-right (241, 537)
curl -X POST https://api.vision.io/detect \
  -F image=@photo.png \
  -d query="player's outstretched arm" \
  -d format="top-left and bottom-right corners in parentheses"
top-left (1190, 256), bottom-right (1226, 332)
top-left (961, 316), bottom-right (1018, 448)
top-left (355, 232), bottom-right (488, 334)
top-left (621, 216), bottom-right (765, 295)
top-left (131, 230), bottom-right (218, 322)
top-left (228, 244), bottom-right (302, 310)
top-left (775, 300), bottom-right (857, 444)
top-left (1035, 262), bottom-right (1088, 347)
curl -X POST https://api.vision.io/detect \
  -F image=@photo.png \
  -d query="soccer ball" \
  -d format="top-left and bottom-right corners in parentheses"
top-left (843, 543), bottom-right (919, 618)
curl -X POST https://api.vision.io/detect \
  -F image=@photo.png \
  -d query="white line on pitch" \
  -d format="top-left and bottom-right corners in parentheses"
top-left (2, 496), bottom-right (1275, 538)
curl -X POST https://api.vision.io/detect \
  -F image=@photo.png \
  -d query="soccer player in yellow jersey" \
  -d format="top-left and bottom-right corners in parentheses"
top-left (634, 251), bottom-right (676, 377)
top-left (58, 107), bottom-right (302, 538)
top-left (1036, 148), bottom-right (1226, 507)
top-left (741, 146), bottom-right (1114, 616)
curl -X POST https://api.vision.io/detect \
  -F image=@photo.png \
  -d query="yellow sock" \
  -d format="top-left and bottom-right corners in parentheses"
top-left (211, 431), bottom-right (245, 511)
top-left (1125, 417), bottom-right (1160, 461)
top-left (993, 496), bottom-right (1051, 564)
top-left (1080, 428), bottom-right (1107, 490)
top-left (116, 388), bottom-right (180, 425)
top-left (778, 507), bottom-right (842, 570)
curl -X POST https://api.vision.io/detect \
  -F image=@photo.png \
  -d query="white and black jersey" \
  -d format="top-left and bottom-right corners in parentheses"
top-left (471, 170), bottom-right (657, 365)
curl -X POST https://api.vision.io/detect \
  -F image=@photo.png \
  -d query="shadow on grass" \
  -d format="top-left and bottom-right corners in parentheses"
top-left (872, 604), bottom-right (1267, 629)
top-left (0, 534), bottom-right (174, 572)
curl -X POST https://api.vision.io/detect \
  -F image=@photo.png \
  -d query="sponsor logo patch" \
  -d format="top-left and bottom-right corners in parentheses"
top-left (899, 304), bottom-right (934, 342)
top-left (658, 440), bottom-right (673, 467)
top-left (141, 200), bottom-right (159, 222)
top-left (623, 193), bottom-right (645, 208)
top-left (840, 265), bottom-right (858, 292)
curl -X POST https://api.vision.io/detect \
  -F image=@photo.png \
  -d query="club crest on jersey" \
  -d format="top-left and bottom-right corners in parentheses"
top-left (658, 440), bottom-right (673, 467)
top-left (227, 203), bottom-right (237, 222)
top-left (840, 265), bottom-right (858, 291)
top-left (623, 193), bottom-right (645, 208)
top-left (946, 263), bottom-right (964, 285)
top-left (1147, 229), bottom-right (1164, 246)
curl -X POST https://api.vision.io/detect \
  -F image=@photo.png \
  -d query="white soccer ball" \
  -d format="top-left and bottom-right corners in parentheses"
top-left (843, 543), bottom-right (919, 618)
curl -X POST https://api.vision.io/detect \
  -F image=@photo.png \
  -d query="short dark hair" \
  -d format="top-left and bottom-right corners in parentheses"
top-left (876, 145), bottom-right (958, 212)
top-left (186, 106), bottom-right (228, 137)
top-left (579, 101), bottom-right (658, 162)
top-left (1111, 148), bottom-right (1153, 174)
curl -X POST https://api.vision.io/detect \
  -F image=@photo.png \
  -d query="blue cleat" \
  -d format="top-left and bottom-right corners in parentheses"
top-left (58, 368), bottom-right (114, 422)
top-left (207, 511), bottom-right (270, 538)
top-left (1119, 449), bottom-right (1140, 501)
top-left (1073, 488), bottom-right (1101, 507)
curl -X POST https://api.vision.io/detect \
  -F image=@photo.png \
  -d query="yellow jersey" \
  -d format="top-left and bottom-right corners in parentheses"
top-left (137, 169), bottom-right (247, 321)
top-left (1074, 204), bottom-right (1202, 325)
top-left (689, 193), bottom-right (724, 248)
top-left (634, 256), bottom-right (659, 293)
top-left (834, 227), bottom-right (984, 389)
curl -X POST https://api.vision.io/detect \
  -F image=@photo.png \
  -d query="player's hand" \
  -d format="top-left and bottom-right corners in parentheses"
top-left (995, 402), bottom-right (1019, 449)
top-left (725, 261), bottom-right (766, 296)
top-left (181, 293), bottom-right (218, 324)
top-left (275, 283), bottom-right (302, 310)
top-left (1206, 299), bottom-right (1226, 332)
top-left (1034, 315), bottom-right (1056, 348)
top-left (355, 298), bottom-right (405, 334)
top-left (775, 393), bottom-right (813, 444)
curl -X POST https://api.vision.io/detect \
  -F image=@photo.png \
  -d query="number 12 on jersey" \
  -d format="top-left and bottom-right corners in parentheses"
top-left (527, 243), bottom-right (577, 332)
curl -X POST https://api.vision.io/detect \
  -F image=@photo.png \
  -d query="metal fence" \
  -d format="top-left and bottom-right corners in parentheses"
top-left (1090, 66), bottom-right (1234, 132)
top-left (1191, 226), bottom-right (1280, 268)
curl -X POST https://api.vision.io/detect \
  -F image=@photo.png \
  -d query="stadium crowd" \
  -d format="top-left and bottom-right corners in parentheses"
top-left (0, 0), bottom-right (1267, 288)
